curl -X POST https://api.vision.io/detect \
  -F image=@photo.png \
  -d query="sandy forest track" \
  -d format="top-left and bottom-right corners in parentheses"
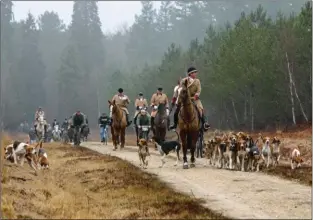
top-left (84, 142), bottom-right (311, 219)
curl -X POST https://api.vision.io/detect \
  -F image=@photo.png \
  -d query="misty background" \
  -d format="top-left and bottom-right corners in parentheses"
top-left (1, 0), bottom-right (311, 131)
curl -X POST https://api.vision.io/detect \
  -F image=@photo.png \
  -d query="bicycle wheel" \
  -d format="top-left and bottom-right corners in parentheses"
top-left (74, 128), bottom-right (81, 146)
top-left (104, 129), bottom-right (108, 145)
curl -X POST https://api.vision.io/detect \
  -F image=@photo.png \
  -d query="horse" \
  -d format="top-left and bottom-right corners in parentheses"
top-left (52, 124), bottom-right (61, 141)
top-left (28, 129), bottom-right (37, 144)
top-left (35, 116), bottom-right (46, 146)
top-left (81, 125), bottom-right (90, 142)
top-left (153, 103), bottom-right (168, 143)
top-left (178, 79), bottom-right (201, 169)
top-left (61, 127), bottom-right (70, 144)
top-left (45, 124), bottom-right (53, 142)
top-left (108, 100), bottom-right (127, 150)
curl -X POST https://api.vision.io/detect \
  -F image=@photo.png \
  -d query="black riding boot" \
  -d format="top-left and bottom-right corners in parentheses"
top-left (167, 117), bottom-right (170, 131)
top-left (135, 126), bottom-right (139, 145)
top-left (126, 114), bottom-right (132, 127)
top-left (201, 114), bottom-right (210, 131)
top-left (151, 117), bottom-right (155, 135)
top-left (169, 105), bottom-right (180, 130)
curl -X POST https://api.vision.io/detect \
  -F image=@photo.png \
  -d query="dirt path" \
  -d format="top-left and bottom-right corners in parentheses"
top-left (83, 142), bottom-right (311, 219)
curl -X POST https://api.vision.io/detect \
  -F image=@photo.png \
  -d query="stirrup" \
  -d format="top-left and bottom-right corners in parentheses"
top-left (203, 123), bottom-right (210, 131)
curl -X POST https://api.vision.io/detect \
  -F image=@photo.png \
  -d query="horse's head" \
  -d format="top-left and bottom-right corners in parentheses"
top-left (38, 116), bottom-right (44, 124)
top-left (157, 103), bottom-right (166, 114)
top-left (108, 100), bottom-right (118, 113)
top-left (54, 124), bottom-right (59, 131)
top-left (179, 79), bottom-right (190, 103)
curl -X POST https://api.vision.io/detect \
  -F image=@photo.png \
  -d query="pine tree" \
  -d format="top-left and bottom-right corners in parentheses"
top-left (9, 13), bottom-right (46, 123)
top-left (58, 1), bottom-right (104, 121)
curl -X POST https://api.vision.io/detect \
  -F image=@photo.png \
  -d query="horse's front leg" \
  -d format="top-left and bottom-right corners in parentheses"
top-left (180, 133), bottom-right (188, 169)
top-left (112, 130), bottom-right (118, 151)
top-left (120, 128), bottom-right (126, 149)
top-left (190, 132), bottom-right (198, 168)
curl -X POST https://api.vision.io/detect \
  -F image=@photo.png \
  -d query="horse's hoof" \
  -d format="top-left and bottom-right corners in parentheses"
top-left (190, 163), bottom-right (195, 168)
top-left (183, 164), bottom-right (189, 169)
top-left (113, 148), bottom-right (116, 151)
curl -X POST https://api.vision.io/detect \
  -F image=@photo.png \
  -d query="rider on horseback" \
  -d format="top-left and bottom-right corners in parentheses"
top-left (61, 118), bottom-right (69, 130)
top-left (52, 119), bottom-right (59, 128)
top-left (170, 78), bottom-right (183, 113)
top-left (169, 67), bottom-right (210, 131)
top-left (110, 88), bottom-right (132, 126)
top-left (35, 106), bottom-right (45, 121)
top-left (150, 87), bottom-right (170, 133)
top-left (61, 118), bottom-right (69, 136)
top-left (34, 107), bottom-right (47, 135)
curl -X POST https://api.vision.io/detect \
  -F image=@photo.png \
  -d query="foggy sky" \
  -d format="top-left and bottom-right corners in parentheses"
top-left (13, 1), bottom-right (161, 33)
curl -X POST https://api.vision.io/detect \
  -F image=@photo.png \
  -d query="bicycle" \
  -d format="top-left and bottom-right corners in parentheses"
top-left (100, 125), bottom-right (108, 145)
top-left (138, 125), bottom-right (150, 142)
top-left (73, 126), bottom-right (81, 146)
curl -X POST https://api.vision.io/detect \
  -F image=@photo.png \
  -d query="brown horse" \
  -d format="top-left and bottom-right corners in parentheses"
top-left (178, 79), bottom-right (201, 169)
top-left (108, 100), bottom-right (127, 150)
top-left (153, 103), bottom-right (168, 143)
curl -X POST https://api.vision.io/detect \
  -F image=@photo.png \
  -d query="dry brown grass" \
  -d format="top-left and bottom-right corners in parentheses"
top-left (1, 137), bottom-right (227, 219)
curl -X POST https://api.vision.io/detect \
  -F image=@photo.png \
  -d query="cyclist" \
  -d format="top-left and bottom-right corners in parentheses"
top-left (71, 110), bottom-right (86, 146)
top-left (98, 113), bottom-right (110, 143)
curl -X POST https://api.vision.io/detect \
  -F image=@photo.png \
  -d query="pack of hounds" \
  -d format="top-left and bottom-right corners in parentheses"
top-left (137, 131), bottom-right (304, 171)
top-left (4, 131), bottom-right (304, 173)
top-left (4, 141), bottom-right (49, 175)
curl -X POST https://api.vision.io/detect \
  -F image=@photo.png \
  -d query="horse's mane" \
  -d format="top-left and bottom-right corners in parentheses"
top-left (157, 103), bottom-right (166, 114)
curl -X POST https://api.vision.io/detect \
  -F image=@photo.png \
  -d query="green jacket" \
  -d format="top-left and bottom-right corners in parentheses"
top-left (136, 114), bottom-right (151, 126)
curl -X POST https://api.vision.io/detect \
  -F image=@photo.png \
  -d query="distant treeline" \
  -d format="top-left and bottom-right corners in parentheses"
top-left (1, 0), bottom-right (311, 131)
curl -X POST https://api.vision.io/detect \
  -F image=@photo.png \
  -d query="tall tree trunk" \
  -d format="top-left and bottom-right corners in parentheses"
top-left (249, 91), bottom-right (254, 131)
top-left (292, 81), bottom-right (309, 122)
top-left (285, 52), bottom-right (296, 125)
top-left (231, 98), bottom-right (239, 125)
top-left (244, 93), bottom-right (247, 122)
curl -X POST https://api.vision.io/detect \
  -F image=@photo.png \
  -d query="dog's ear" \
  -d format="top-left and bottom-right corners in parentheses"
top-left (23, 144), bottom-right (29, 149)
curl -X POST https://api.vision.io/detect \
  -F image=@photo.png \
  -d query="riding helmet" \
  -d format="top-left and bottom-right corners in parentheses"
top-left (187, 67), bottom-right (198, 75)
top-left (118, 88), bottom-right (123, 93)
top-left (157, 87), bottom-right (163, 91)
top-left (138, 92), bottom-right (143, 96)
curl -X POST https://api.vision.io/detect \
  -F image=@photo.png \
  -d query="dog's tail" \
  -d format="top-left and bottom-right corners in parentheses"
top-left (174, 130), bottom-right (180, 142)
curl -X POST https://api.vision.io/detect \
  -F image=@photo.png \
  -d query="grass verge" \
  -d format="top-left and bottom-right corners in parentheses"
top-left (1, 140), bottom-right (228, 219)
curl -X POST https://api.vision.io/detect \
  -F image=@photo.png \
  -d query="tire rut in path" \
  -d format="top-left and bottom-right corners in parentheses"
top-left (83, 142), bottom-right (311, 219)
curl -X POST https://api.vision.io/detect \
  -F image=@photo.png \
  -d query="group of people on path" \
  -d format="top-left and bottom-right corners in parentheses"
top-left (33, 107), bottom-right (89, 138)
top-left (108, 66), bottom-right (210, 141)
top-left (31, 66), bottom-right (209, 143)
